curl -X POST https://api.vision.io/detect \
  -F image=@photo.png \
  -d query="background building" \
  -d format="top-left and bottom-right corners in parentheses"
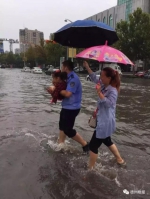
top-left (0, 41), bottom-right (4, 54)
top-left (49, 33), bottom-right (54, 40)
top-left (86, 0), bottom-right (150, 29)
top-left (15, 48), bottom-right (20, 54)
top-left (19, 28), bottom-right (44, 53)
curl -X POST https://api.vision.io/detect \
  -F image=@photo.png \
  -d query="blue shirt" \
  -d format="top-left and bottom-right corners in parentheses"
top-left (89, 72), bottom-right (118, 139)
top-left (61, 71), bottom-right (82, 110)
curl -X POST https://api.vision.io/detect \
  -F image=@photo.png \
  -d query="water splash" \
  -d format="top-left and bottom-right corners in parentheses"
top-left (47, 139), bottom-right (77, 153)
top-left (25, 133), bottom-right (37, 140)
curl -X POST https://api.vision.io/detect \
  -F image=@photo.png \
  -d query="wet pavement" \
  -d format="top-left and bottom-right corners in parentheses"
top-left (0, 68), bottom-right (150, 199)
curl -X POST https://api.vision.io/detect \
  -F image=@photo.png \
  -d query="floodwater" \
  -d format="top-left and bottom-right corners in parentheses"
top-left (0, 69), bottom-right (150, 199)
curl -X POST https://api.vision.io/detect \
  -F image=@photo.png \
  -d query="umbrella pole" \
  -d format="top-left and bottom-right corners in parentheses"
top-left (66, 47), bottom-right (68, 60)
top-left (71, 47), bottom-right (73, 62)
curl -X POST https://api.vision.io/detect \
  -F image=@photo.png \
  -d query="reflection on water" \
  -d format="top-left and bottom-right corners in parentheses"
top-left (0, 69), bottom-right (150, 199)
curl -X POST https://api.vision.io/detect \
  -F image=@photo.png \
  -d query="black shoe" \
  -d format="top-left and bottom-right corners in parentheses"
top-left (82, 142), bottom-right (89, 153)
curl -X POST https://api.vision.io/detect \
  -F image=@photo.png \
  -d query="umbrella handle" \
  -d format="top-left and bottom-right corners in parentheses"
top-left (105, 40), bottom-right (108, 45)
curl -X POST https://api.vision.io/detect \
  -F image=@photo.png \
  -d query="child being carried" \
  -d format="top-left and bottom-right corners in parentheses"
top-left (46, 70), bottom-right (67, 103)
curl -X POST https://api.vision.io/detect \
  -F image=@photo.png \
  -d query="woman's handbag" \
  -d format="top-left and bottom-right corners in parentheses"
top-left (88, 108), bottom-right (98, 128)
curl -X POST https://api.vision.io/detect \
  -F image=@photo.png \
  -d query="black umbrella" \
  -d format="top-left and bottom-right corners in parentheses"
top-left (54, 20), bottom-right (119, 48)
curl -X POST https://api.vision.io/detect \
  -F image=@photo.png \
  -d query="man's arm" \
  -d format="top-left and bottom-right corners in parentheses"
top-left (60, 90), bottom-right (72, 98)
top-left (60, 78), bottom-right (79, 98)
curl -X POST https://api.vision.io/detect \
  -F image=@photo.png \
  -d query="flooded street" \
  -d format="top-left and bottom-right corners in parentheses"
top-left (0, 69), bottom-right (150, 199)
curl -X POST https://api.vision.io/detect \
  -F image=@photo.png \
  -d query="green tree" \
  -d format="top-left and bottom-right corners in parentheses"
top-left (0, 53), bottom-right (7, 64)
top-left (0, 53), bottom-right (23, 67)
top-left (35, 45), bottom-right (47, 65)
top-left (6, 52), bottom-right (15, 64)
top-left (25, 46), bottom-right (36, 67)
top-left (45, 43), bottom-right (67, 66)
top-left (76, 48), bottom-right (85, 54)
top-left (14, 54), bottom-right (23, 68)
top-left (40, 39), bottom-right (45, 48)
top-left (114, 8), bottom-right (150, 63)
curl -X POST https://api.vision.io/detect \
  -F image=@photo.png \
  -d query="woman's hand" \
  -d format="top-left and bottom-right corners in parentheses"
top-left (96, 83), bottom-right (105, 99)
top-left (83, 61), bottom-right (93, 75)
top-left (83, 61), bottom-right (89, 68)
top-left (96, 83), bottom-right (101, 92)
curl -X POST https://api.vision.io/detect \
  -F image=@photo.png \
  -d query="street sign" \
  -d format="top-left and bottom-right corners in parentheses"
top-left (68, 48), bottom-right (76, 58)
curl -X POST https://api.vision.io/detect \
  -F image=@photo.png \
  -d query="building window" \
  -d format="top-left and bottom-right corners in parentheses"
top-left (109, 15), bottom-right (113, 27)
top-left (118, 0), bottom-right (128, 6)
top-left (33, 39), bottom-right (36, 44)
top-left (117, 0), bottom-right (132, 21)
top-left (125, 0), bottom-right (132, 21)
top-left (40, 32), bottom-right (44, 39)
top-left (20, 30), bottom-right (25, 36)
top-left (103, 17), bottom-right (106, 23)
top-left (33, 32), bottom-right (36, 37)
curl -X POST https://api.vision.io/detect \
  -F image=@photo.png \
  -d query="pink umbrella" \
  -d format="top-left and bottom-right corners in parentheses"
top-left (76, 42), bottom-right (134, 65)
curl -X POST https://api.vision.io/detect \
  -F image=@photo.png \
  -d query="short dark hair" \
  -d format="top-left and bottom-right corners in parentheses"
top-left (62, 60), bottom-right (74, 71)
top-left (52, 70), bottom-right (67, 81)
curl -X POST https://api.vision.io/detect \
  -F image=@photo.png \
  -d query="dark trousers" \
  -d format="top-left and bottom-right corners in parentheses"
top-left (89, 131), bottom-right (113, 154)
top-left (59, 108), bottom-right (80, 138)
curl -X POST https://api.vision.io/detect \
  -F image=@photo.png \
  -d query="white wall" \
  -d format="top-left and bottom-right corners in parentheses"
top-left (116, 4), bottom-right (126, 23)
top-left (132, 0), bottom-right (150, 13)
top-left (85, 0), bottom-right (150, 29)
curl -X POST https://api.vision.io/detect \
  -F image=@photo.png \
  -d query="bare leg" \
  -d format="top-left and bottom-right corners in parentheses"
top-left (72, 133), bottom-right (87, 146)
top-left (88, 151), bottom-right (98, 169)
top-left (109, 144), bottom-right (124, 163)
top-left (57, 130), bottom-right (66, 144)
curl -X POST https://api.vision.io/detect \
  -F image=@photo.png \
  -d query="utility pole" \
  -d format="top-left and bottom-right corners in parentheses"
top-left (8, 39), bottom-right (19, 52)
